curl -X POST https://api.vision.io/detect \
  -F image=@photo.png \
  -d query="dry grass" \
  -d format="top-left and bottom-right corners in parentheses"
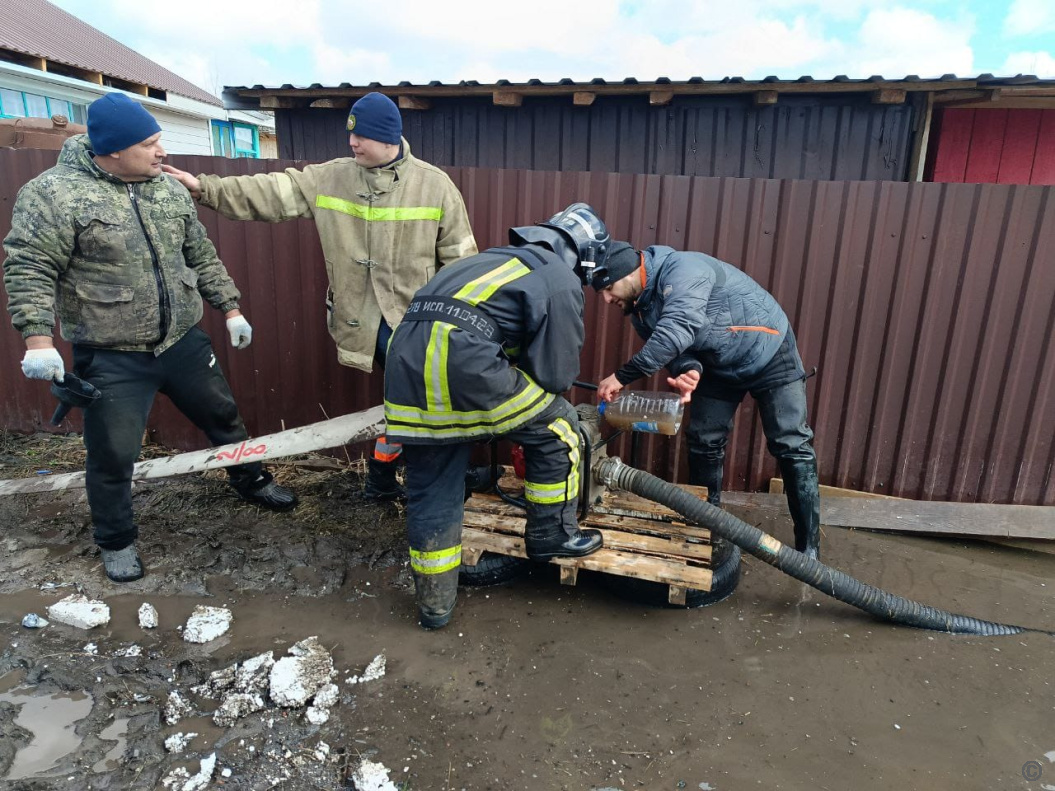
top-left (0, 430), bottom-right (389, 529)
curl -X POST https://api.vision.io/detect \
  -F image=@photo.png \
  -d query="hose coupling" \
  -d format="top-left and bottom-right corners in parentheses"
top-left (594, 456), bottom-right (626, 488)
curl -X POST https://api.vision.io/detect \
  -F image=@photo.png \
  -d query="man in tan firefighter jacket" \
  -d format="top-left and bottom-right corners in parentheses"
top-left (383, 204), bottom-right (611, 629)
top-left (161, 92), bottom-right (477, 501)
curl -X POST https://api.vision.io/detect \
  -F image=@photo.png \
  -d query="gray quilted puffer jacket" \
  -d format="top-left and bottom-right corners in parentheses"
top-left (622, 245), bottom-right (790, 385)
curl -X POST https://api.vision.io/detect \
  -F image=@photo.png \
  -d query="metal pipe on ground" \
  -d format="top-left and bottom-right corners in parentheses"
top-left (0, 406), bottom-right (386, 497)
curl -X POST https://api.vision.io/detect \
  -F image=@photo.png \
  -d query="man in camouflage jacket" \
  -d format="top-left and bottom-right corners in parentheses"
top-left (2, 93), bottom-right (296, 583)
top-left (162, 92), bottom-right (478, 502)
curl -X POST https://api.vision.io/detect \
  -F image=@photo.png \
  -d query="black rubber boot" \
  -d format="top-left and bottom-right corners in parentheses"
top-left (232, 471), bottom-right (298, 511)
top-left (101, 543), bottom-right (144, 583)
top-left (364, 457), bottom-right (406, 502)
top-left (413, 568), bottom-right (459, 630)
top-left (525, 528), bottom-right (603, 561)
top-left (687, 451), bottom-right (724, 506)
top-left (779, 458), bottom-right (821, 561)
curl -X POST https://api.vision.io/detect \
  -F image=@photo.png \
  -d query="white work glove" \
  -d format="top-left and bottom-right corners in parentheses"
top-left (226, 315), bottom-right (253, 349)
top-left (21, 347), bottom-right (65, 381)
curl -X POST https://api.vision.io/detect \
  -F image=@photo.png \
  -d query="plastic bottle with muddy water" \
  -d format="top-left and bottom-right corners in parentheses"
top-left (598, 391), bottom-right (685, 435)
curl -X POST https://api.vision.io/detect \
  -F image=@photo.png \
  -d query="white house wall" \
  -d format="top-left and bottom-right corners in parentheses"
top-left (153, 108), bottom-right (213, 155)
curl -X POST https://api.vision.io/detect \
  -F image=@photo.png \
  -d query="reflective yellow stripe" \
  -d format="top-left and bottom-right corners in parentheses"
top-left (454, 258), bottom-right (531, 305)
top-left (532, 417), bottom-right (580, 504)
top-left (316, 195), bottom-right (444, 221)
top-left (410, 545), bottom-right (462, 574)
top-left (387, 376), bottom-right (549, 425)
top-left (385, 391), bottom-right (556, 439)
top-left (525, 479), bottom-right (570, 504)
top-left (424, 323), bottom-right (454, 412)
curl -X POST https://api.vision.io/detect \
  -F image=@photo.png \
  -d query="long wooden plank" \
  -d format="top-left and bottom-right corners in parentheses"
top-left (767, 478), bottom-right (1055, 553)
top-left (769, 478), bottom-right (903, 500)
top-left (461, 527), bottom-right (713, 590)
top-left (550, 551), bottom-right (713, 590)
top-left (461, 511), bottom-right (712, 561)
top-left (722, 492), bottom-right (1055, 540)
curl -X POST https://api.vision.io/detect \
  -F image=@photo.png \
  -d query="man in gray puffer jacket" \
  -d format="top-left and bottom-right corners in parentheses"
top-left (594, 243), bottom-right (820, 560)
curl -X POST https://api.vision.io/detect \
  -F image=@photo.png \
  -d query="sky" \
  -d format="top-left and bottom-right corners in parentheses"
top-left (50, 0), bottom-right (1055, 99)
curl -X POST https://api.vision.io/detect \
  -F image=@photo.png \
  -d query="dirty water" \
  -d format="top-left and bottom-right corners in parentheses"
top-left (0, 687), bottom-right (92, 780)
top-left (0, 433), bottom-right (1052, 790)
top-left (91, 717), bottom-right (128, 774)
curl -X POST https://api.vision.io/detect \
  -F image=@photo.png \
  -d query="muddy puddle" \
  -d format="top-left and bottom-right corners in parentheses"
top-left (0, 686), bottom-right (93, 780)
top-left (0, 432), bottom-right (1053, 790)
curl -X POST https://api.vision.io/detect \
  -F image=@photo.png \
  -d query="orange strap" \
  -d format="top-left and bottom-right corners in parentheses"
top-left (638, 253), bottom-right (647, 289)
top-left (373, 435), bottom-right (403, 462)
top-left (727, 325), bottom-right (780, 335)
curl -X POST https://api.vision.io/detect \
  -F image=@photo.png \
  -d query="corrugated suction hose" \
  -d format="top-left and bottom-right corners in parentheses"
top-left (597, 457), bottom-right (1052, 636)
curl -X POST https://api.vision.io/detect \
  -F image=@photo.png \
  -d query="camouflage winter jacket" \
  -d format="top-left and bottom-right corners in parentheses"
top-left (2, 135), bottom-right (241, 355)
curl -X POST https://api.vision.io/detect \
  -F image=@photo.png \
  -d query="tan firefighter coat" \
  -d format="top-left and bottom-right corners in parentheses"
top-left (196, 138), bottom-right (477, 371)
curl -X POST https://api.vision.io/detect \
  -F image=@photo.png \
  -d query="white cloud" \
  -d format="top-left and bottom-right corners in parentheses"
top-left (313, 45), bottom-right (393, 86)
top-left (49, 0), bottom-right (985, 90)
top-left (101, 0), bottom-right (322, 46)
top-left (1004, 0), bottom-right (1055, 37)
top-left (600, 16), bottom-right (841, 81)
top-left (846, 7), bottom-right (975, 78)
top-left (1001, 50), bottom-right (1055, 76)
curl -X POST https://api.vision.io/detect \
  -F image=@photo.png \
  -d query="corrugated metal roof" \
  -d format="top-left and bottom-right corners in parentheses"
top-left (0, 0), bottom-right (221, 106)
top-left (223, 73), bottom-right (1055, 107)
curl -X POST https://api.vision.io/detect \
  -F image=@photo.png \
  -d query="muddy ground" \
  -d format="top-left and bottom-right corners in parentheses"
top-left (0, 430), bottom-right (1052, 791)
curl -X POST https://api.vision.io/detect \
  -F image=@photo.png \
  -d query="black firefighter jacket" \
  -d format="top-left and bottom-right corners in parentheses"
top-left (383, 244), bottom-right (585, 444)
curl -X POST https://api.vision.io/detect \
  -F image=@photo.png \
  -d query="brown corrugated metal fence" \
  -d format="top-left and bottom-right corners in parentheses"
top-left (2, 150), bottom-right (1053, 505)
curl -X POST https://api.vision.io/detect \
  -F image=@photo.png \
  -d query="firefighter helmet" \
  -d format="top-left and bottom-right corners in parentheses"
top-left (508, 202), bottom-right (611, 285)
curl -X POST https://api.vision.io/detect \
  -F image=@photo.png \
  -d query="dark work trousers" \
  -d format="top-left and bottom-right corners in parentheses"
top-left (401, 397), bottom-right (581, 621)
top-left (372, 320), bottom-right (402, 464)
top-left (685, 330), bottom-right (815, 502)
top-left (374, 319), bottom-right (393, 369)
top-left (73, 326), bottom-right (262, 550)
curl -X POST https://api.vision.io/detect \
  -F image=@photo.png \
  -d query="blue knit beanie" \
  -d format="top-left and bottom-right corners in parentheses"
top-left (87, 94), bottom-right (162, 155)
top-left (346, 92), bottom-right (402, 144)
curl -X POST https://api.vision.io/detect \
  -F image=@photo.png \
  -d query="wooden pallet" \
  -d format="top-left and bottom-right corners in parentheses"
top-left (461, 471), bottom-right (714, 605)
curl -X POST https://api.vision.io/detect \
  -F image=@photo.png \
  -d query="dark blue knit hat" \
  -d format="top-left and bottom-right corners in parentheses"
top-left (591, 242), bottom-right (639, 291)
top-left (346, 92), bottom-right (402, 144)
top-left (87, 94), bottom-right (162, 155)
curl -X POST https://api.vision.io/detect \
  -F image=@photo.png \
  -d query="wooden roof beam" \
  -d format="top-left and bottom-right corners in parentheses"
top-left (259, 96), bottom-right (309, 109)
top-left (398, 95), bottom-right (431, 111)
top-left (573, 91), bottom-right (596, 106)
top-left (310, 98), bottom-right (351, 109)
top-left (493, 91), bottom-right (523, 107)
top-left (872, 88), bottom-right (907, 104)
top-left (649, 90), bottom-right (674, 106)
top-left (495, 91), bottom-right (525, 107)
top-left (0, 49), bottom-right (45, 72)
